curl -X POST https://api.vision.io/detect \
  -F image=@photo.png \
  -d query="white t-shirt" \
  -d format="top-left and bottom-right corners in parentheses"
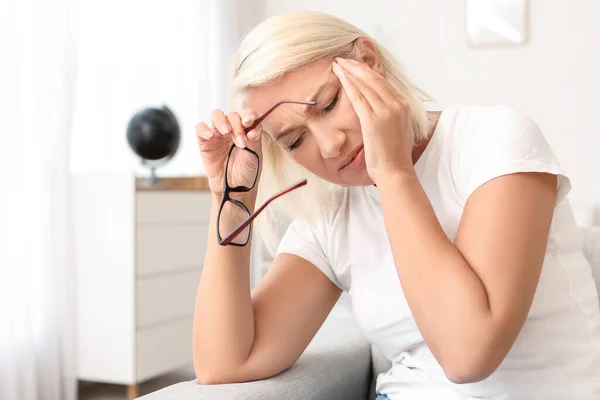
top-left (276, 105), bottom-right (600, 399)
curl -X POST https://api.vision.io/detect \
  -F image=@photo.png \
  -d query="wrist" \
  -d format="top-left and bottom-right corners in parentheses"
top-left (376, 170), bottom-right (423, 213)
top-left (211, 192), bottom-right (257, 212)
top-left (372, 167), bottom-right (418, 188)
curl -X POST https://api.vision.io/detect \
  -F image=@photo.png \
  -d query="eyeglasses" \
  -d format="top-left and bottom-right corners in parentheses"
top-left (217, 99), bottom-right (316, 246)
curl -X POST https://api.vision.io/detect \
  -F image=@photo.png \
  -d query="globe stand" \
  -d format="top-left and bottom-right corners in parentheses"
top-left (148, 166), bottom-right (159, 186)
top-left (137, 160), bottom-right (167, 189)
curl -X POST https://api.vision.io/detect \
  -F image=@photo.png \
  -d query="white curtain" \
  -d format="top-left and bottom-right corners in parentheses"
top-left (0, 0), bottom-right (259, 398)
top-left (0, 0), bottom-right (77, 400)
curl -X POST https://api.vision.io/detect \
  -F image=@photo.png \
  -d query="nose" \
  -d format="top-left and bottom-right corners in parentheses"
top-left (312, 126), bottom-right (346, 159)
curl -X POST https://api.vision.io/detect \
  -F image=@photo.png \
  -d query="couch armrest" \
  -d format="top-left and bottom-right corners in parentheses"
top-left (139, 313), bottom-right (371, 400)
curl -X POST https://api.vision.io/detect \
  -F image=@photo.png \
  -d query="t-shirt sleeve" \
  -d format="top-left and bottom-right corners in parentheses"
top-left (454, 106), bottom-right (571, 205)
top-left (275, 217), bottom-right (342, 290)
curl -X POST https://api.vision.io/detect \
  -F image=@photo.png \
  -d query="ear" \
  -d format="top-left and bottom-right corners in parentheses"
top-left (353, 37), bottom-right (383, 74)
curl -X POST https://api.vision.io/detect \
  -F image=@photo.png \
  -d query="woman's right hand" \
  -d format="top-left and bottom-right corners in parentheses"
top-left (195, 109), bottom-right (263, 199)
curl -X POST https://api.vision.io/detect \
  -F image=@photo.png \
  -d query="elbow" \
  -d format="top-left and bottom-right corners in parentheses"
top-left (194, 364), bottom-right (221, 385)
top-left (193, 341), bottom-right (243, 385)
top-left (194, 368), bottom-right (221, 385)
top-left (193, 354), bottom-right (252, 385)
top-left (195, 374), bottom-right (219, 386)
top-left (194, 357), bottom-right (236, 385)
top-left (441, 350), bottom-right (502, 385)
top-left (444, 364), bottom-right (495, 385)
top-left (194, 365), bottom-right (235, 385)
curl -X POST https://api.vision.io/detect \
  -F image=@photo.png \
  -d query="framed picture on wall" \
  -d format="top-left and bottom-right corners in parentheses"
top-left (466, 0), bottom-right (528, 46)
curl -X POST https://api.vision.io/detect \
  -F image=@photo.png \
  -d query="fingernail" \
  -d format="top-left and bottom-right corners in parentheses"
top-left (254, 131), bottom-right (261, 141)
top-left (242, 115), bottom-right (253, 125)
top-left (204, 130), bottom-right (213, 139)
top-left (221, 124), bottom-right (231, 133)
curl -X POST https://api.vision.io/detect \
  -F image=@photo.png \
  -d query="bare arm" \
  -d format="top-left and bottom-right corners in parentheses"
top-left (193, 197), bottom-right (341, 384)
top-left (378, 172), bottom-right (557, 384)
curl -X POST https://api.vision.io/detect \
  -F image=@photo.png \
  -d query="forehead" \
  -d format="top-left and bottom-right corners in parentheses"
top-left (245, 58), bottom-right (334, 133)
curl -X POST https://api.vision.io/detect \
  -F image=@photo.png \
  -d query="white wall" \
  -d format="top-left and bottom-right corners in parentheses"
top-left (258, 0), bottom-right (600, 223)
top-left (69, 0), bottom-right (260, 178)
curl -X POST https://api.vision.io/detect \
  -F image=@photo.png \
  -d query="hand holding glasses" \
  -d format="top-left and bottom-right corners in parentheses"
top-left (217, 100), bottom-right (316, 246)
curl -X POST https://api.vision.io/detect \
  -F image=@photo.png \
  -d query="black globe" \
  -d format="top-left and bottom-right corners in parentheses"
top-left (126, 105), bottom-right (181, 164)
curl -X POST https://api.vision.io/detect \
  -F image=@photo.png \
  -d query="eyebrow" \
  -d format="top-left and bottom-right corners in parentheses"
top-left (274, 83), bottom-right (329, 142)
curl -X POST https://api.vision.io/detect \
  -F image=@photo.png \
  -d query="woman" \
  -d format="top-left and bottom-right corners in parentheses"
top-left (192, 10), bottom-right (600, 399)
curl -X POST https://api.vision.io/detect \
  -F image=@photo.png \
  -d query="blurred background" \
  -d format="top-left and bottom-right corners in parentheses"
top-left (1, 1), bottom-right (598, 399)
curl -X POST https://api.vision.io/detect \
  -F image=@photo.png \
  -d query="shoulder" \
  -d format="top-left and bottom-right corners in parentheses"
top-left (438, 104), bottom-right (551, 160)
top-left (442, 104), bottom-right (542, 145)
top-left (440, 105), bottom-right (568, 202)
top-left (276, 187), bottom-right (358, 291)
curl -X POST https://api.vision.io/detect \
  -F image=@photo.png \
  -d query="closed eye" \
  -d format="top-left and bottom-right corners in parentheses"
top-left (287, 92), bottom-right (337, 151)
top-left (288, 133), bottom-right (304, 151)
top-left (322, 92), bottom-right (339, 113)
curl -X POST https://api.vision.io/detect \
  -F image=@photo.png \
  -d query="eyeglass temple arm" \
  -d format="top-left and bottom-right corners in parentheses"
top-left (244, 100), bottom-right (317, 133)
top-left (220, 179), bottom-right (308, 245)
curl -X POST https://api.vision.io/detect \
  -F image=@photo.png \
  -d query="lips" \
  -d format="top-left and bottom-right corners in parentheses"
top-left (340, 145), bottom-right (364, 170)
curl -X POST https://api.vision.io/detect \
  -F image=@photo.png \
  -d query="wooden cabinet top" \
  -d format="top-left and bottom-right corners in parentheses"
top-left (135, 176), bottom-right (210, 192)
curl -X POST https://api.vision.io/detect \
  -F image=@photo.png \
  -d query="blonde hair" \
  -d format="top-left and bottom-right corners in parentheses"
top-left (227, 11), bottom-right (433, 254)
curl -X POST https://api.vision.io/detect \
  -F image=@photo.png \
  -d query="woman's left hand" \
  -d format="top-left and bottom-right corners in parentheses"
top-left (332, 57), bottom-right (415, 185)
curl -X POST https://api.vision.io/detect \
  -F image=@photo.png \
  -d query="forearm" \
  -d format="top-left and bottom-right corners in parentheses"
top-left (193, 195), bottom-right (256, 379)
top-left (377, 173), bottom-right (498, 369)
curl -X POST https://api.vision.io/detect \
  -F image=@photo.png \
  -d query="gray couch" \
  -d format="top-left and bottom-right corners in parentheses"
top-left (141, 227), bottom-right (600, 400)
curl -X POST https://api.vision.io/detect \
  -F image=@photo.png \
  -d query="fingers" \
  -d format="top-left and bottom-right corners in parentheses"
top-left (241, 109), bottom-right (262, 141)
top-left (334, 58), bottom-right (399, 112)
top-left (195, 122), bottom-right (213, 141)
top-left (226, 112), bottom-right (247, 148)
top-left (210, 109), bottom-right (231, 136)
top-left (209, 109), bottom-right (261, 148)
top-left (332, 61), bottom-right (377, 119)
top-left (195, 121), bottom-right (225, 152)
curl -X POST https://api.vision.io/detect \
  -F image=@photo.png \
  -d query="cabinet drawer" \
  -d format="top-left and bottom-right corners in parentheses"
top-left (136, 269), bottom-right (201, 328)
top-left (136, 191), bottom-right (212, 224)
top-left (136, 223), bottom-right (209, 276)
top-left (136, 318), bottom-right (193, 382)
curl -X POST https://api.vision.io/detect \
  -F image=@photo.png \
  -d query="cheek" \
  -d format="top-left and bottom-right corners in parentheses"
top-left (290, 142), bottom-right (319, 165)
top-left (287, 141), bottom-right (334, 176)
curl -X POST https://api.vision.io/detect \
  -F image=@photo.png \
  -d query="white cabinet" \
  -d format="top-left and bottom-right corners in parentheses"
top-left (73, 173), bottom-right (212, 399)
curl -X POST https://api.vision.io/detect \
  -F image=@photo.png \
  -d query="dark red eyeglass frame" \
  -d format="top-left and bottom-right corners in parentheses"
top-left (217, 99), bottom-right (316, 246)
